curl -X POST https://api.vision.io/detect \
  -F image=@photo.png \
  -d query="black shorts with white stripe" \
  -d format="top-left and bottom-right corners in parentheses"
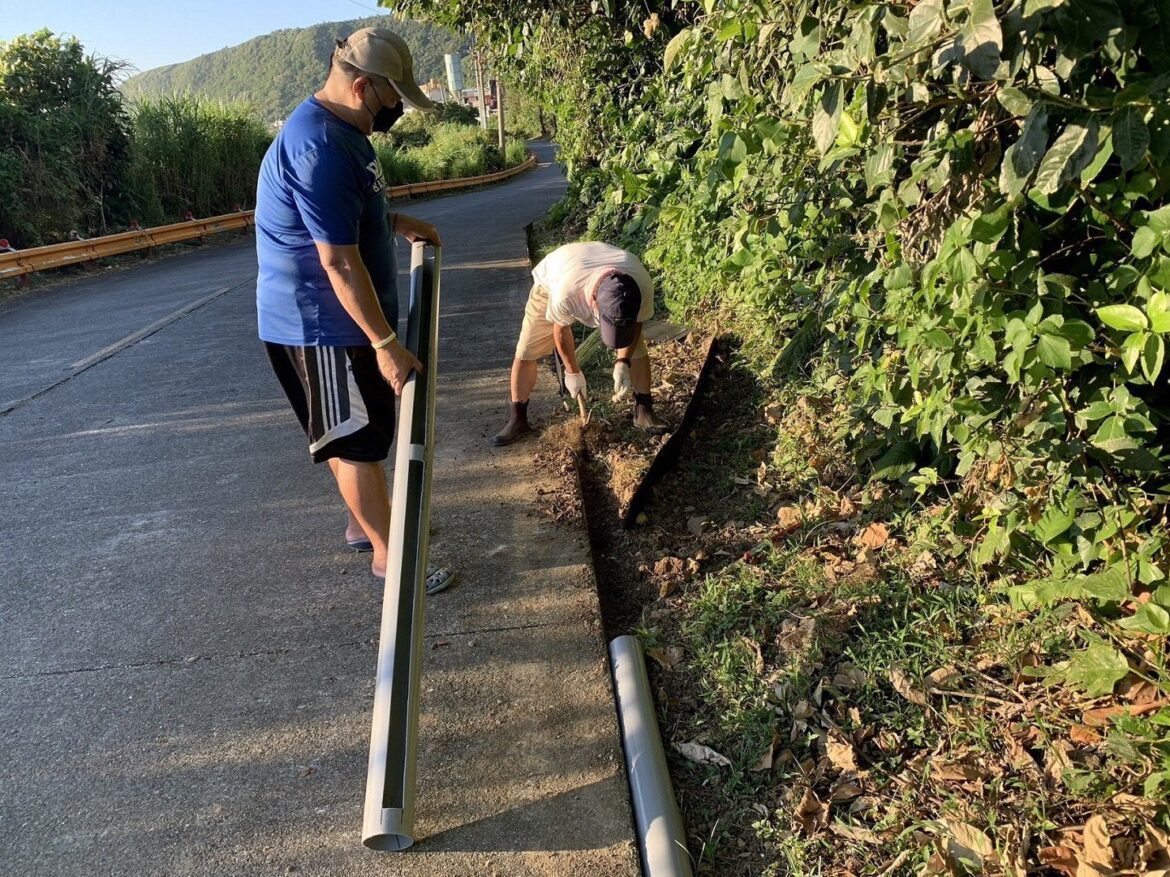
top-left (264, 342), bottom-right (396, 464)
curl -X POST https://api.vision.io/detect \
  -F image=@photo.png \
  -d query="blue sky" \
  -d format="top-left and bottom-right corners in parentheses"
top-left (0, 0), bottom-right (396, 74)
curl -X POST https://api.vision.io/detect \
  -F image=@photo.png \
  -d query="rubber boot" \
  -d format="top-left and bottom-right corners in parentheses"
top-left (633, 393), bottom-right (669, 435)
top-left (491, 400), bottom-right (533, 446)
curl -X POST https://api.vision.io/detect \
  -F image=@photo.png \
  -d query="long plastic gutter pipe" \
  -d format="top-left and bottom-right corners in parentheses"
top-left (609, 635), bottom-right (693, 877)
top-left (362, 241), bottom-right (441, 851)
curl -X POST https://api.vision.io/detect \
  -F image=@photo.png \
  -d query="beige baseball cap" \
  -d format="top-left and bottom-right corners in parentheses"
top-left (334, 27), bottom-right (435, 110)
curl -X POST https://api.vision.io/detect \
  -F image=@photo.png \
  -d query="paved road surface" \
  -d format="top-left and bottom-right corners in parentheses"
top-left (0, 141), bottom-right (638, 876)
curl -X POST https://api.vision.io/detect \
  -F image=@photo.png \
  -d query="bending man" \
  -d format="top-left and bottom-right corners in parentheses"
top-left (492, 241), bottom-right (669, 446)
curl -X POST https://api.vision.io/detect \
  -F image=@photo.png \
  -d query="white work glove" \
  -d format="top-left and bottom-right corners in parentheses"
top-left (612, 359), bottom-right (633, 401)
top-left (564, 370), bottom-right (588, 401)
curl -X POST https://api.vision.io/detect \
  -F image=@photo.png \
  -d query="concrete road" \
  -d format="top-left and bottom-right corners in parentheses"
top-left (0, 141), bottom-right (638, 876)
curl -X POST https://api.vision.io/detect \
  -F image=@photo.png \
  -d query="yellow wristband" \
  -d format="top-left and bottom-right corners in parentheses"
top-left (372, 332), bottom-right (397, 350)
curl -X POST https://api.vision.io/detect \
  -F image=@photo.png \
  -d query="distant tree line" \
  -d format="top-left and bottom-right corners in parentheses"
top-left (0, 30), bottom-right (270, 248)
top-left (120, 17), bottom-right (468, 123)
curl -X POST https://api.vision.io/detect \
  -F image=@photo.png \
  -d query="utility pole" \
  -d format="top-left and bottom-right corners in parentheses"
top-left (474, 52), bottom-right (488, 130)
top-left (496, 78), bottom-right (506, 149)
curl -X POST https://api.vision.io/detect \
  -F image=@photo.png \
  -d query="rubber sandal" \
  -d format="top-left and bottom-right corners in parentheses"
top-left (369, 563), bottom-right (458, 596)
top-left (425, 564), bottom-right (457, 595)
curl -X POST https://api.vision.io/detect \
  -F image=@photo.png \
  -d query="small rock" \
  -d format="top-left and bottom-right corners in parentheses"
top-left (653, 556), bottom-right (685, 577)
top-left (687, 516), bottom-right (712, 536)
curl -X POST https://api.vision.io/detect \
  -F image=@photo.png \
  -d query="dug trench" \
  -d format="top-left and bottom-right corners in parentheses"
top-left (531, 330), bottom-right (790, 871)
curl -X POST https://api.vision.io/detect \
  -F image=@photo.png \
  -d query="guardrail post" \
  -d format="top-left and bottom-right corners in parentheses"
top-left (362, 240), bottom-right (442, 851)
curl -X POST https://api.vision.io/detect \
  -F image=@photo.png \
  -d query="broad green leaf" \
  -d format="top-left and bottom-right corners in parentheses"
top-left (961, 0), bottom-right (1003, 79)
top-left (812, 82), bottom-right (843, 155)
top-left (1132, 226), bottom-right (1161, 259)
top-left (996, 86), bottom-right (1033, 116)
top-left (1000, 107), bottom-right (1049, 196)
top-left (1122, 332), bottom-right (1145, 372)
top-left (871, 440), bottom-right (918, 480)
top-left (1023, 0), bottom-right (1066, 14)
top-left (787, 62), bottom-right (829, 105)
top-left (790, 15), bottom-right (822, 59)
top-left (1147, 206), bottom-right (1170, 235)
top-left (1096, 304), bottom-right (1149, 332)
top-left (1033, 502), bottom-right (1075, 543)
top-left (1113, 106), bottom-right (1150, 172)
top-left (1079, 129), bottom-right (1113, 185)
top-left (1060, 319), bottom-right (1095, 346)
top-left (663, 28), bottom-right (691, 73)
top-left (1121, 603), bottom-right (1170, 635)
top-left (1078, 565), bottom-right (1131, 602)
top-left (1143, 333), bottom-right (1165, 382)
top-left (1062, 642), bottom-right (1129, 697)
top-left (864, 143), bottom-right (895, 190)
top-left (837, 112), bottom-right (860, 147)
top-left (1092, 416), bottom-right (1141, 454)
top-left (907, 0), bottom-right (946, 47)
top-left (1148, 291), bottom-right (1170, 333)
top-left (1037, 332), bottom-right (1072, 369)
top-left (1034, 122), bottom-right (1095, 195)
top-left (716, 17), bottom-right (742, 41)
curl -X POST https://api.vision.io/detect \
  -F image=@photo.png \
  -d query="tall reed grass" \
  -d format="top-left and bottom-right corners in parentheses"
top-left (126, 95), bottom-right (271, 225)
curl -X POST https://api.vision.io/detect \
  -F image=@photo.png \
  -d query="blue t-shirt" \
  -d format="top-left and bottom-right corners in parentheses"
top-left (255, 96), bottom-right (397, 346)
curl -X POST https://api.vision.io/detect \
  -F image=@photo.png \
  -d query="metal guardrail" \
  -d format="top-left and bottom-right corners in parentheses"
top-left (0, 213), bottom-right (253, 281)
top-left (0, 152), bottom-right (538, 282)
top-left (362, 240), bottom-right (441, 852)
top-left (387, 151), bottom-right (537, 199)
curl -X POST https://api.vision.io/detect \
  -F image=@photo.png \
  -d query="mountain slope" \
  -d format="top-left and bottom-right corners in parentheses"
top-left (121, 17), bottom-right (467, 122)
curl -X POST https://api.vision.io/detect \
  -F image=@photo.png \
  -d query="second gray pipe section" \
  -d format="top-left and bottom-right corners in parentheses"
top-left (609, 635), bottom-right (693, 877)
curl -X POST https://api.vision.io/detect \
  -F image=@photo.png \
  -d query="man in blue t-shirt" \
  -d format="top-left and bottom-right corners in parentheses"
top-left (256, 28), bottom-right (443, 585)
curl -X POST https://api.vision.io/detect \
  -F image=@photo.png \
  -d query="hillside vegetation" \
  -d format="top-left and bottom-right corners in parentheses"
top-left (400, 0), bottom-right (1170, 873)
top-left (121, 17), bottom-right (467, 122)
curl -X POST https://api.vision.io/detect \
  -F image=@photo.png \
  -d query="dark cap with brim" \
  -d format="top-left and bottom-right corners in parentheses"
top-left (596, 272), bottom-right (642, 349)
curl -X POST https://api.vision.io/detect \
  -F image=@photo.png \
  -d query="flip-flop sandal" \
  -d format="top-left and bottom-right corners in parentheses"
top-left (347, 535), bottom-right (374, 551)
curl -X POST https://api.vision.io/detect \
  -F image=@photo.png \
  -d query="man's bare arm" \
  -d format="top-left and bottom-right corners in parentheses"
top-left (553, 324), bottom-right (579, 372)
top-left (315, 241), bottom-right (420, 394)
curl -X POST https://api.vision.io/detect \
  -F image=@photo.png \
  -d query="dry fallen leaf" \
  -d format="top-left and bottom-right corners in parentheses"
top-left (909, 550), bottom-right (939, 580)
top-left (825, 731), bottom-right (859, 772)
top-left (674, 741), bottom-right (732, 768)
top-left (830, 820), bottom-right (877, 843)
top-left (1045, 739), bottom-right (1074, 790)
top-left (889, 668), bottom-right (930, 705)
top-left (776, 505), bottom-right (802, 535)
top-left (837, 496), bottom-right (859, 520)
top-left (1082, 815), bottom-right (1114, 870)
top-left (793, 787), bottom-right (828, 835)
top-left (944, 820), bottom-right (995, 871)
top-left (927, 666), bottom-right (961, 689)
top-left (742, 636), bottom-right (765, 676)
top-left (832, 664), bottom-right (869, 691)
top-left (764, 402), bottom-right (784, 425)
top-left (1040, 845), bottom-right (1080, 877)
top-left (829, 779), bottom-right (864, 803)
top-left (932, 762), bottom-right (985, 784)
top-left (854, 522), bottom-right (889, 550)
top-left (752, 728), bottom-right (782, 772)
top-left (1069, 724), bottom-right (1103, 745)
